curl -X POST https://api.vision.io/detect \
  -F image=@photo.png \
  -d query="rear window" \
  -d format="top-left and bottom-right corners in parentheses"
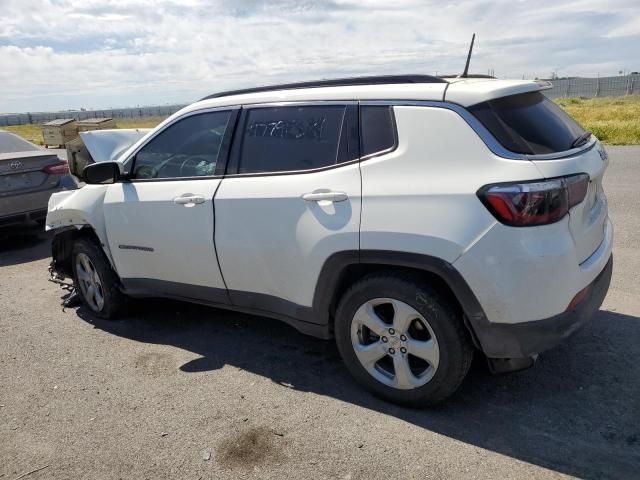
top-left (468, 92), bottom-right (586, 155)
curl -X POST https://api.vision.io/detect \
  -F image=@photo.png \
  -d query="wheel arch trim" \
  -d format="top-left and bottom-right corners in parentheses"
top-left (51, 225), bottom-right (118, 279)
top-left (312, 250), bottom-right (488, 346)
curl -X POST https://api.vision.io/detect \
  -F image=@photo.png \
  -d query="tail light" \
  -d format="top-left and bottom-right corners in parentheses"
top-left (43, 161), bottom-right (70, 175)
top-left (478, 173), bottom-right (589, 227)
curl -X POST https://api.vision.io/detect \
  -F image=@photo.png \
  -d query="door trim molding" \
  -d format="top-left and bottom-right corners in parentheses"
top-left (120, 277), bottom-right (329, 339)
top-left (122, 278), bottom-right (231, 305)
top-left (119, 249), bottom-right (488, 345)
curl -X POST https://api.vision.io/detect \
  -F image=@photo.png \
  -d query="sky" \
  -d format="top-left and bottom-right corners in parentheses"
top-left (0, 0), bottom-right (639, 113)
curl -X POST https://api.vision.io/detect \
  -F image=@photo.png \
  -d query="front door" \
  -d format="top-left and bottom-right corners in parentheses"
top-left (103, 108), bottom-right (237, 301)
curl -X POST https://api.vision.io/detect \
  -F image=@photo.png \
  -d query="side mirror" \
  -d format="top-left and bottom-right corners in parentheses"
top-left (82, 161), bottom-right (122, 184)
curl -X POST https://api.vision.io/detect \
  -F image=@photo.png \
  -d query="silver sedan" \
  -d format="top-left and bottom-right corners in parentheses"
top-left (0, 130), bottom-right (76, 228)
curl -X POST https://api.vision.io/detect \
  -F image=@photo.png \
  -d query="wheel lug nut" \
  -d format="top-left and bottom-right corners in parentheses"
top-left (400, 335), bottom-right (407, 341)
top-left (388, 328), bottom-right (395, 335)
top-left (388, 348), bottom-right (395, 354)
top-left (400, 347), bottom-right (407, 354)
top-left (381, 336), bottom-right (388, 343)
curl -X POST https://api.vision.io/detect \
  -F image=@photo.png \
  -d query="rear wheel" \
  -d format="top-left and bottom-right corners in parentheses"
top-left (334, 273), bottom-right (473, 407)
top-left (72, 238), bottom-right (125, 319)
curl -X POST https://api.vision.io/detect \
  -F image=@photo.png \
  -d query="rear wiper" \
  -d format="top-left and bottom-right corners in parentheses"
top-left (571, 131), bottom-right (592, 149)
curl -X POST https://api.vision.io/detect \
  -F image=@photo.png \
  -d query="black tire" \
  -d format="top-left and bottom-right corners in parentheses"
top-left (334, 273), bottom-right (473, 407)
top-left (71, 238), bottom-right (125, 319)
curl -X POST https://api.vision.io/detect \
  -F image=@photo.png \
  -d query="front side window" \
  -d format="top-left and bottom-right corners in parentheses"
top-left (238, 105), bottom-right (346, 174)
top-left (132, 110), bottom-right (231, 179)
top-left (468, 92), bottom-right (587, 155)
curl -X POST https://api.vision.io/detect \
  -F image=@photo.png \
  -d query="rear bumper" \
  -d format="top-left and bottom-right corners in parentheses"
top-left (475, 254), bottom-right (613, 359)
top-left (0, 208), bottom-right (48, 227)
top-left (0, 175), bottom-right (77, 226)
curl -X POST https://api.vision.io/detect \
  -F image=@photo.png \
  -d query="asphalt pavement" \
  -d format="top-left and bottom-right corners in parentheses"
top-left (1, 146), bottom-right (638, 479)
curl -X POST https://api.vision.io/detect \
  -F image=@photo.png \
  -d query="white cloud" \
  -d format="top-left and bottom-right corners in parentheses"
top-left (0, 0), bottom-right (638, 112)
top-left (606, 18), bottom-right (640, 38)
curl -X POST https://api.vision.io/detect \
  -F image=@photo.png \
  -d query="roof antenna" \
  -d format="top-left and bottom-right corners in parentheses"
top-left (460, 33), bottom-right (476, 78)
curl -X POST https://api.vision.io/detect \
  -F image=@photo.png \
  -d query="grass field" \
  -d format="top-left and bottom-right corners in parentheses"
top-left (3, 96), bottom-right (639, 145)
top-left (2, 117), bottom-right (165, 146)
top-left (555, 96), bottom-right (640, 145)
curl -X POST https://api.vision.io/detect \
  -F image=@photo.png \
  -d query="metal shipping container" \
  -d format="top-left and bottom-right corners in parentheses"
top-left (76, 118), bottom-right (117, 132)
top-left (42, 118), bottom-right (77, 148)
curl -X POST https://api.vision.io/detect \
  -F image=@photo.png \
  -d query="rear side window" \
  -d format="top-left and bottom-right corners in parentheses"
top-left (238, 105), bottom-right (346, 174)
top-left (468, 92), bottom-right (586, 155)
top-left (360, 106), bottom-right (396, 157)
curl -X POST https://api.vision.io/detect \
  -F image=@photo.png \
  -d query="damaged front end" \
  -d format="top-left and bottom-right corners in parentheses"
top-left (48, 223), bottom-right (111, 308)
top-left (48, 226), bottom-right (82, 307)
top-left (45, 183), bottom-right (114, 294)
top-left (49, 226), bottom-right (77, 280)
top-left (66, 128), bottom-right (150, 177)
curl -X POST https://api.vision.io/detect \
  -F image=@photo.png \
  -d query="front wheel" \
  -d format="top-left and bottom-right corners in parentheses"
top-left (72, 238), bottom-right (125, 319)
top-left (334, 274), bottom-right (473, 407)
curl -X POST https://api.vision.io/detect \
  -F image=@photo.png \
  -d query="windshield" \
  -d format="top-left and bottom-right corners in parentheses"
top-left (468, 91), bottom-right (587, 155)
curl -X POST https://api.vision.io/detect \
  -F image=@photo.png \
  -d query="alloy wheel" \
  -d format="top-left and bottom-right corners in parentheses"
top-left (75, 253), bottom-right (105, 312)
top-left (350, 298), bottom-right (440, 390)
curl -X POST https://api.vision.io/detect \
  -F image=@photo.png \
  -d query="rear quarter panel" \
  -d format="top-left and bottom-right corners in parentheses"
top-left (359, 106), bottom-right (543, 262)
top-left (360, 106), bottom-right (613, 325)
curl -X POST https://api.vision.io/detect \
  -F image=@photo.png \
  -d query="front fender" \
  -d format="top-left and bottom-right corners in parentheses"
top-left (46, 185), bottom-right (114, 265)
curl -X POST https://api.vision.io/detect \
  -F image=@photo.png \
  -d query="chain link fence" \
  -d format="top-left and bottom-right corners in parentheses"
top-left (0, 104), bottom-right (185, 127)
top-left (544, 74), bottom-right (640, 99)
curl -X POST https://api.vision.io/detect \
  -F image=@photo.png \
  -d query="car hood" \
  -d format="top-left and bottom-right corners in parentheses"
top-left (80, 128), bottom-right (152, 163)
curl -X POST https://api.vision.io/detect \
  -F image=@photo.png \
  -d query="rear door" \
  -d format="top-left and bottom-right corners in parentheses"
top-left (103, 108), bottom-right (237, 300)
top-left (214, 102), bottom-right (360, 316)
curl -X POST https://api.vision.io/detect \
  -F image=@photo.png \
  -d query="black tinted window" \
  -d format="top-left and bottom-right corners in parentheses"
top-left (238, 105), bottom-right (346, 173)
top-left (133, 110), bottom-right (231, 179)
top-left (468, 92), bottom-right (586, 155)
top-left (361, 106), bottom-right (395, 156)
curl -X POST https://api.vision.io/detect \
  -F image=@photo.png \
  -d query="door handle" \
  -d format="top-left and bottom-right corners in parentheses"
top-left (173, 194), bottom-right (206, 205)
top-left (302, 191), bottom-right (348, 202)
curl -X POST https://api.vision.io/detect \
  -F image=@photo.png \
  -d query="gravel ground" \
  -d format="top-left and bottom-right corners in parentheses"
top-left (1, 147), bottom-right (639, 480)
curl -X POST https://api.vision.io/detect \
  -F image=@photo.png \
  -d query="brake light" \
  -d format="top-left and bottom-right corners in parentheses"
top-left (43, 161), bottom-right (70, 175)
top-left (478, 173), bottom-right (589, 226)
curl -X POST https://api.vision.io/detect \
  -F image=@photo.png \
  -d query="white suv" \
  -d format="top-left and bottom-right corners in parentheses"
top-left (46, 75), bottom-right (613, 406)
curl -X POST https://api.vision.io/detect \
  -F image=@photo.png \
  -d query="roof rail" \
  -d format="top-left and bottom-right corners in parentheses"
top-left (439, 74), bottom-right (496, 79)
top-left (199, 75), bottom-right (447, 101)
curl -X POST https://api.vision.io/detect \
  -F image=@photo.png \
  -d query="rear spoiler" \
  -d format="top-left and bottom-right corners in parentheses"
top-left (444, 79), bottom-right (553, 107)
top-left (535, 80), bottom-right (553, 90)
